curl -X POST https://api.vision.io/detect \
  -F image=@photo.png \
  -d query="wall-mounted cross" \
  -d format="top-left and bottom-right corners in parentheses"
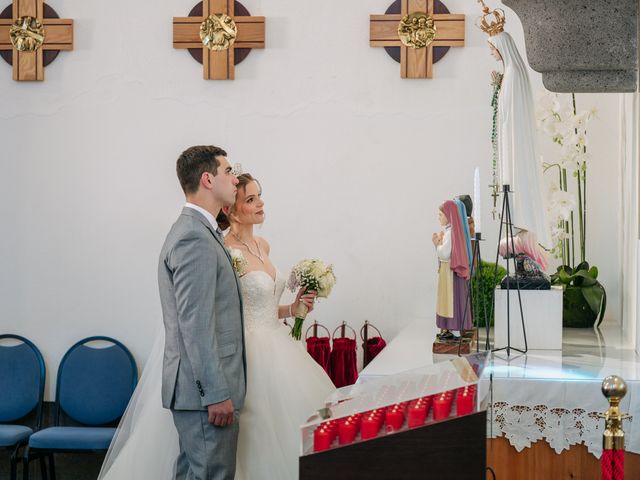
top-left (0, 0), bottom-right (73, 81)
top-left (370, 0), bottom-right (464, 79)
top-left (173, 0), bottom-right (265, 80)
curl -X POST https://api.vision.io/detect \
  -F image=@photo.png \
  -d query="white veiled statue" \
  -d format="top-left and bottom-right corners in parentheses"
top-left (481, 4), bottom-right (551, 261)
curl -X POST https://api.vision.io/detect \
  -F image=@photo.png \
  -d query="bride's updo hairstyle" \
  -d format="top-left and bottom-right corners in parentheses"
top-left (216, 173), bottom-right (259, 230)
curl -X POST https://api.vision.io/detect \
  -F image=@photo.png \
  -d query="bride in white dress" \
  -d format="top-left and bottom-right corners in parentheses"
top-left (98, 174), bottom-right (335, 480)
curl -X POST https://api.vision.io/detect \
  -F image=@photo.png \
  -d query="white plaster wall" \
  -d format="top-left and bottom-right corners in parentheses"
top-left (0, 0), bottom-right (622, 398)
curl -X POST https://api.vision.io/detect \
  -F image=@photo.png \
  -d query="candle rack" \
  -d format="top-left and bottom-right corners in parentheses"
top-left (299, 352), bottom-right (490, 479)
top-left (300, 351), bottom-right (489, 456)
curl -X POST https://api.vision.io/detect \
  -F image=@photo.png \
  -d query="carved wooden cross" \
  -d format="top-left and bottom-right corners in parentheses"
top-left (370, 0), bottom-right (464, 79)
top-left (173, 0), bottom-right (265, 80)
top-left (0, 0), bottom-right (73, 81)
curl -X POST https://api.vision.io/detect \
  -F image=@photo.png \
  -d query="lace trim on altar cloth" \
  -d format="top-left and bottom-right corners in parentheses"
top-left (488, 402), bottom-right (634, 458)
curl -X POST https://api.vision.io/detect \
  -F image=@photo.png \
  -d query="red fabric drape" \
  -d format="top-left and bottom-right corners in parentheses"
top-left (306, 336), bottom-right (331, 374)
top-left (329, 337), bottom-right (358, 388)
top-left (363, 336), bottom-right (387, 366)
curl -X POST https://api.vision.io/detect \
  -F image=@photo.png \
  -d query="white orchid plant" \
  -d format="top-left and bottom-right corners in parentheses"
top-left (537, 92), bottom-right (596, 265)
top-left (537, 92), bottom-right (606, 327)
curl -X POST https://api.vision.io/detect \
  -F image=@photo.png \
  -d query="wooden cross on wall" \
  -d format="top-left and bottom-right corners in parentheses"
top-left (0, 0), bottom-right (73, 81)
top-left (173, 0), bottom-right (265, 80)
top-left (370, 0), bottom-right (464, 79)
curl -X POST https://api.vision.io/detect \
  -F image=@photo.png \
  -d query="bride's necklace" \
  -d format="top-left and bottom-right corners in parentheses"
top-left (231, 231), bottom-right (265, 264)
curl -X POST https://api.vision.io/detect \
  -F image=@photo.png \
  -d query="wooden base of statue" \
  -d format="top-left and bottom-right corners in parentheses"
top-left (432, 330), bottom-right (476, 355)
top-left (300, 411), bottom-right (486, 479)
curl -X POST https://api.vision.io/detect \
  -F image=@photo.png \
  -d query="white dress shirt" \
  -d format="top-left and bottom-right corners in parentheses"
top-left (184, 202), bottom-right (220, 232)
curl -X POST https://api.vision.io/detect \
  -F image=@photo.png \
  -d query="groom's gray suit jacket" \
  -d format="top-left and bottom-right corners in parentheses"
top-left (158, 207), bottom-right (246, 411)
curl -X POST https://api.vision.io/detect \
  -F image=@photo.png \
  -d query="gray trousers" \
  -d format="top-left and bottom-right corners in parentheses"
top-left (171, 410), bottom-right (240, 480)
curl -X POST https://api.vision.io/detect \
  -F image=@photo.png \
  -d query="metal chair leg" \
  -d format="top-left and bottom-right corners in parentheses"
top-left (10, 444), bottom-right (19, 480)
top-left (39, 456), bottom-right (48, 480)
top-left (38, 457), bottom-right (49, 480)
top-left (48, 454), bottom-right (56, 480)
top-left (22, 446), bottom-right (30, 480)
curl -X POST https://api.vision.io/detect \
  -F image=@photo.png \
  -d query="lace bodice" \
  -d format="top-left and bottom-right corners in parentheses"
top-left (240, 270), bottom-right (286, 332)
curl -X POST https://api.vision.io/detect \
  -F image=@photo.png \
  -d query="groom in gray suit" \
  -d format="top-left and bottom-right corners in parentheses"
top-left (158, 145), bottom-right (246, 480)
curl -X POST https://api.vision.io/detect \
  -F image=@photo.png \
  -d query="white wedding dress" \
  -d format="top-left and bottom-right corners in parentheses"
top-left (98, 269), bottom-right (335, 480)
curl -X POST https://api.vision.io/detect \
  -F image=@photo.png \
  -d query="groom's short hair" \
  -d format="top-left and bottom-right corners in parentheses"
top-left (177, 145), bottom-right (228, 194)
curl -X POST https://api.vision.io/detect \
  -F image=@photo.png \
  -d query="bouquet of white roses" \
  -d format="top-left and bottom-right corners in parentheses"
top-left (287, 259), bottom-right (336, 340)
top-left (228, 248), bottom-right (248, 276)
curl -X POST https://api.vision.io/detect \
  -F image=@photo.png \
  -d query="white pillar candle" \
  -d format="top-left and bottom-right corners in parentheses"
top-left (474, 167), bottom-right (482, 234)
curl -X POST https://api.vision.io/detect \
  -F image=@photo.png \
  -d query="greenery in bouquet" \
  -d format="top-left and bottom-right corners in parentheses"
top-left (287, 259), bottom-right (336, 340)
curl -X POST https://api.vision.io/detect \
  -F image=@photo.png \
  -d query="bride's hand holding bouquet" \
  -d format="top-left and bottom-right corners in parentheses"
top-left (287, 259), bottom-right (336, 340)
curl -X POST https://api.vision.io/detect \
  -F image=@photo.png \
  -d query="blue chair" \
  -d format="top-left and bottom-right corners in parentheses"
top-left (0, 335), bottom-right (45, 480)
top-left (24, 336), bottom-right (137, 480)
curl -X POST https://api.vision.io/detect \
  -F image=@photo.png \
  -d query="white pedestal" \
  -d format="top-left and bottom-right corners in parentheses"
top-left (494, 286), bottom-right (563, 350)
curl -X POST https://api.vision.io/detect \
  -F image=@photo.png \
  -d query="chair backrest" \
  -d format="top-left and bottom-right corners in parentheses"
top-left (56, 336), bottom-right (137, 426)
top-left (0, 334), bottom-right (45, 426)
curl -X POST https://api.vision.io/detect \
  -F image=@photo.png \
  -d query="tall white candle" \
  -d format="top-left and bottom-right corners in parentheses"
top-left (474, 167), bottom-right (482, 234)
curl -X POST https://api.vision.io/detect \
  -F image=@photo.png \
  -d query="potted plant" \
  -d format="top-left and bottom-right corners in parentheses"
top-left (550, 262), bottom-right (606, 328)
top-left (538, 93), bottom-right (606, 327)
top-left (472, 261), bottom-right (506, 328)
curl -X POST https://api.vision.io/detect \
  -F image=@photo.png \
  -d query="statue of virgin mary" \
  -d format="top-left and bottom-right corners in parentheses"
top-left (480, 3), bottom-right (552, 256)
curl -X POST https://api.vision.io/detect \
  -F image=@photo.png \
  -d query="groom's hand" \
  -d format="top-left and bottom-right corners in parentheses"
top-left (207, 399), bottom-right (235, 427)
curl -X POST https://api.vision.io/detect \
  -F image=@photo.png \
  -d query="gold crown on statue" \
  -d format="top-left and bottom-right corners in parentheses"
top-left (476, 0), bottom-right (505, 36)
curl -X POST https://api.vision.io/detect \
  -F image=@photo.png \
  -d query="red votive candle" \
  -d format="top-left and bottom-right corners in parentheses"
top-left (433, 395), bottom-right (452, 420)
top-left (423, 397), bottom-right (433, 416)
top-left (361, 415), bottom-right (380, 440)
top-left (330, 422), bottom-right (340, 442)
top-left (408, 404), bottom-right (427, 428)
top-left (348, 415), bottom-right (362, 430)
top-left (372, 410), bottom-right (384, 428)
top-left (385, 408), bottom-right (405, 432)
top-left (314, 427), bottom-right (332, 452)
top-left (321, 421), bottom-right (338, 443)
top-left (339, 421), bottom-right (358, 445)
top-left (456, 391), bottom-right (474, 416)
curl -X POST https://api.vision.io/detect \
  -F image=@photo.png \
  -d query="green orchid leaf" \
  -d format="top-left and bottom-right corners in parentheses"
top-left (582, 284), bottom-right (604, 317)
top-left (588, 266), bottom-right (598, 279)
top-left (558, 269), bottom-right (573, 285)
top-left (575, 261), bottom-right (590, 272)
top-left (596, 287), bottom-right (607, 328)
top-left (573, 271), bottom-right (598, 286)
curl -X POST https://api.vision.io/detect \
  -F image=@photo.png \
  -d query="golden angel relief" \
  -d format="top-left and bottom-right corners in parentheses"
top-left (10, 16), bottom-right (45, 52)
top-left (199, 14), bottom-right (237, 51)
top-left (398, 13), bottom-right (436, 49)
